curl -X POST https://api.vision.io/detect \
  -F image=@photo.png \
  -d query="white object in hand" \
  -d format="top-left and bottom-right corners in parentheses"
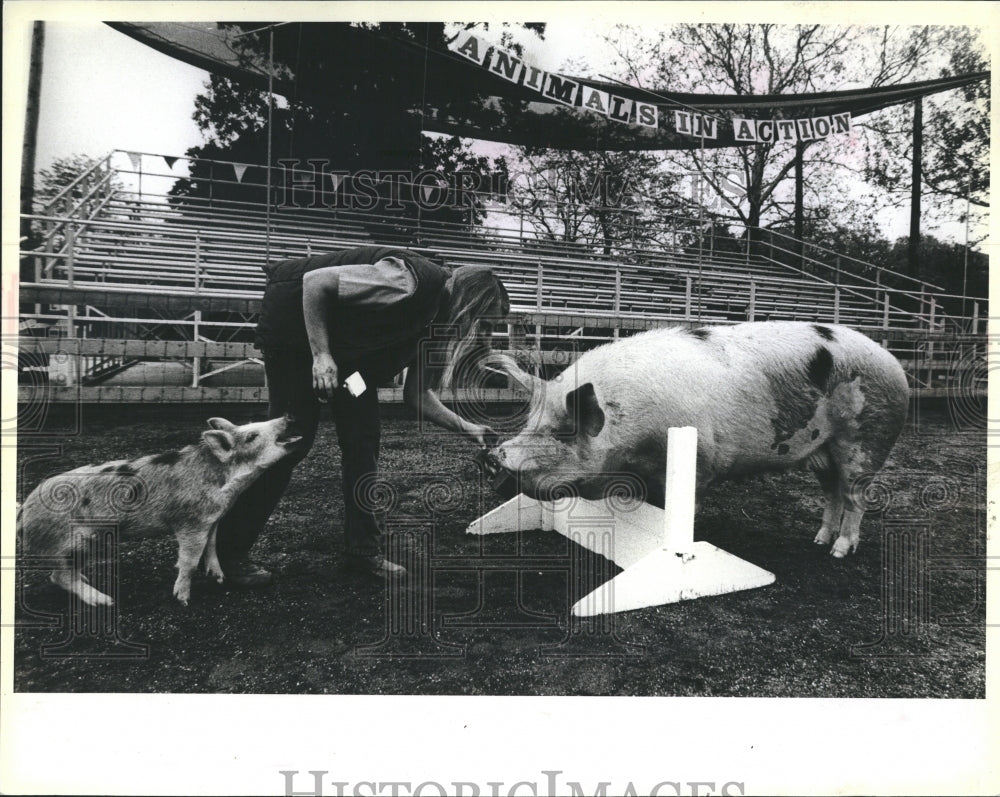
top-left (344, 371), bottom-right (367, 397)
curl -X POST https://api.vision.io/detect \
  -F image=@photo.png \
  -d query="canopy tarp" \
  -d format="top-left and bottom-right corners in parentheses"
top-left (107, 21), bottom-right (989, 151)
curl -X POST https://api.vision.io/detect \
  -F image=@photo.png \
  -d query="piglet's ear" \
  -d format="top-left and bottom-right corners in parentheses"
top-left (202, 430), bottom-right (235, 462)
top-left (207, 417), bottom-right (237, 432)
top-left (566, 382), bottom-right (605, 438)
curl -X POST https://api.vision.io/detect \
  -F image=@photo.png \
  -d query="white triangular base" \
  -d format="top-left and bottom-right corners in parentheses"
top-left (468, 427), bottom-right (776, 616)
top-left (466, 496), bottom-right (776, 617)
top-left (571, 541), bottom-right (776, 617)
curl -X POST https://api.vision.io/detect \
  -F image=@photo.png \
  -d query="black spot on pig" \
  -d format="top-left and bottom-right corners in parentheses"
top-left (690, 328), bottom-right (711, 341)
top-left (81, 496), bottom-right (90, 507)
top-left (812, 324), bottom-right (836, 342)
top-left (777, 444), bottom-right (790, 455)
top-left (766, 348), bottom-right (835, 448)
top-left (150, 450), bottom-right (182, 466)
top-left (115, 464), bottom-right (136, 475)
top-left (811, 429), bottom-right (820, 440)
top-left (807, 347), bottom-right (833, 390)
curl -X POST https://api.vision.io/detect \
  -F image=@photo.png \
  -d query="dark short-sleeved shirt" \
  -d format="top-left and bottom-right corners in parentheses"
top-left (255, 246), bottom-right (451, 383)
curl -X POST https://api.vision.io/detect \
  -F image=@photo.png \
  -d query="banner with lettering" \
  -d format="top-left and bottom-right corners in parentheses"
top-left (449, 31), bottom-right (854, 143)
top-left (448, 31), bottom-right (658, 129)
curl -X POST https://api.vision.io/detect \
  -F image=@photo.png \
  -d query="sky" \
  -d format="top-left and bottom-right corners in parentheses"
top-left (22, 18), bottom-right (989, 245)
top-left (33, 21), bottom-right (616, 171)
top-left (35, 22), bottom-right (209, 169)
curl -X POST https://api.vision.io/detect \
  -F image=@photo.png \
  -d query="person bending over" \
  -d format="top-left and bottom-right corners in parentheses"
top-left (216, 245), bottom-right (510, 582)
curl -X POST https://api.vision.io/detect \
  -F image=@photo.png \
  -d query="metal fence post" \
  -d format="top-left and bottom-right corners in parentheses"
top-left (684, 275), bottom-right (692, 321)
top-left (535, 259), bottom-right (543, 349)
top-left (972, 301), bottom-right (979, 335)
top-left (927, 296), bottom-right (937, 362)
top-left (833, 287), bottom-right (840, 324)
top-left (748, 280), bottom-right (756, 321)
top-left (66, 225), bottom-right (76, 287)
top-left (882, 290), bottom-right (890, 349)
top-left (192, 311), bottom-right (202, 388)
top-left (613, 267), bottom-right (622, 339)
top-left (194, 232), bottom-right (201, 294)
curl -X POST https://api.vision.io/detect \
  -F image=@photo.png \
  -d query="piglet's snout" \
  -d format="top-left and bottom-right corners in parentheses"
top-left (275, 414), bottom-right (304, 448)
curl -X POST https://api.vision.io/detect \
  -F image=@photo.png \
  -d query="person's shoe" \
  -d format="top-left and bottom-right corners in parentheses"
top-left (221, 557), bottom-right (274, 587)
top-left (343, 554), bottom-right (407, 581)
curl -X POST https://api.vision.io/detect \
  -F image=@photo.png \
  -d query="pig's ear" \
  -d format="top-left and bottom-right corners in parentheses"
top-left (207, 417), bottom-right (237, 432)
top-left (202, 430), bottom-right (235, 462)
top-left (566, 383), bottom-right (605, 438)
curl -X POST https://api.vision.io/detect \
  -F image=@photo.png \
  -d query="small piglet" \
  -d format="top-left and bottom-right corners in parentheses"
top-left (18, 416), bottom-right (302, 606)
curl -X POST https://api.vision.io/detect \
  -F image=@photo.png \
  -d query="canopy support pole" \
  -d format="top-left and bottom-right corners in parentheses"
top-left (908, 97), bottom-right (922, 277)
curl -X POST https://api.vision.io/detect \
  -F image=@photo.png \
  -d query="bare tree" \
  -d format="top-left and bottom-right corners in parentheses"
top-left (507, 119), bottom-right (694, 256)
top-left (864, 27), bottom-right (989, 238)
top-left (607, 24), bottom-right (986, 241)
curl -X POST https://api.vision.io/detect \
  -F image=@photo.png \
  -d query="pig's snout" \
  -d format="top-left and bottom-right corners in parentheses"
top-left (475, 447), bottom-right (519, 500)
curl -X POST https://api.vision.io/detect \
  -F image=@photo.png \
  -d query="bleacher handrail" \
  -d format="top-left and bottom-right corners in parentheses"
top-left (755, 225), bottom-right (946, 292)
top-left (38, 152), bottom-right (114, 217)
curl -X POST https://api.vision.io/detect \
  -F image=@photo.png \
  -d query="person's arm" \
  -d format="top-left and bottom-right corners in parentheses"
top-left (403, 366), bottom-right (496, 448)
top-left (302, 268), bottom-right (341, 400)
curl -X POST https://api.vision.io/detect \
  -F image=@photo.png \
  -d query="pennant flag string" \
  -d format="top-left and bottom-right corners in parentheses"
top-left (233, 164), bottom-right (249, 183)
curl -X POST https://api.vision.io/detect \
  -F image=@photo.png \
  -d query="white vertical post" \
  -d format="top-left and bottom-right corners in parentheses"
top-left (684, 275), bottom-right (692, 320)
top-left (748, 280), bottom-right (756, 321)
top-left (833, 287), bottom-right (840, 324)
top-left (662, 426), bottom-right (697, 552)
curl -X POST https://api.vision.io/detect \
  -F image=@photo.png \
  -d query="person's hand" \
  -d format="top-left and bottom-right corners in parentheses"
top-left (465, 423), bottom-right (499, 449)
top-left (312, 352), bottom-right (339, 401)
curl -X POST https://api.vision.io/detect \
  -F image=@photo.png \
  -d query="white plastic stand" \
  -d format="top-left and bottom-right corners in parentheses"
top-left (467, 427), bottom-right (775, 616)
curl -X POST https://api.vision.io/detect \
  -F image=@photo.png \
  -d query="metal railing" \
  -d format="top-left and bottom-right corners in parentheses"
top-left (17, 150), bottom-right (987, 396)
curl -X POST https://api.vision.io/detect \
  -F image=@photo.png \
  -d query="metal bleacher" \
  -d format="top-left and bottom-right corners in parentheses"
top-left (17, 150), bottom-right (987, 403)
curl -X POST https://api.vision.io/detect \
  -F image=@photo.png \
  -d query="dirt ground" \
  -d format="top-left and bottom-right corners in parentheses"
top-left (13, 401), bottom-right (985, 697)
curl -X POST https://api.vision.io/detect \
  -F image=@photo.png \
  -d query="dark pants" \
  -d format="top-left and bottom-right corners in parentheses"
top-left (216, 349), bottom-right (383, 563)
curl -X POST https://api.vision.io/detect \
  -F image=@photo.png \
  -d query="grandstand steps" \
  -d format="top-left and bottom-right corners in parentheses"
top-left (81, 356), bottom-right (141, 385)
top-left (20, 152), bottom-right (984, 402)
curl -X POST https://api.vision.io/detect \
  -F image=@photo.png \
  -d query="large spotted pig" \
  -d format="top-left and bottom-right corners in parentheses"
top-left (487, 321), bottom-right (909, 558)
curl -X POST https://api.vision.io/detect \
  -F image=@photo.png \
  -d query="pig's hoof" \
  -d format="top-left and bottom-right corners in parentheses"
top-left (830, 538), bottom-right (852, 558)
top-left (814, 528), bottom-right (833, 545)
top-left (93, 592), bottom-right (114, 607)
top-left (173, 585), bottom-right (191, 605)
